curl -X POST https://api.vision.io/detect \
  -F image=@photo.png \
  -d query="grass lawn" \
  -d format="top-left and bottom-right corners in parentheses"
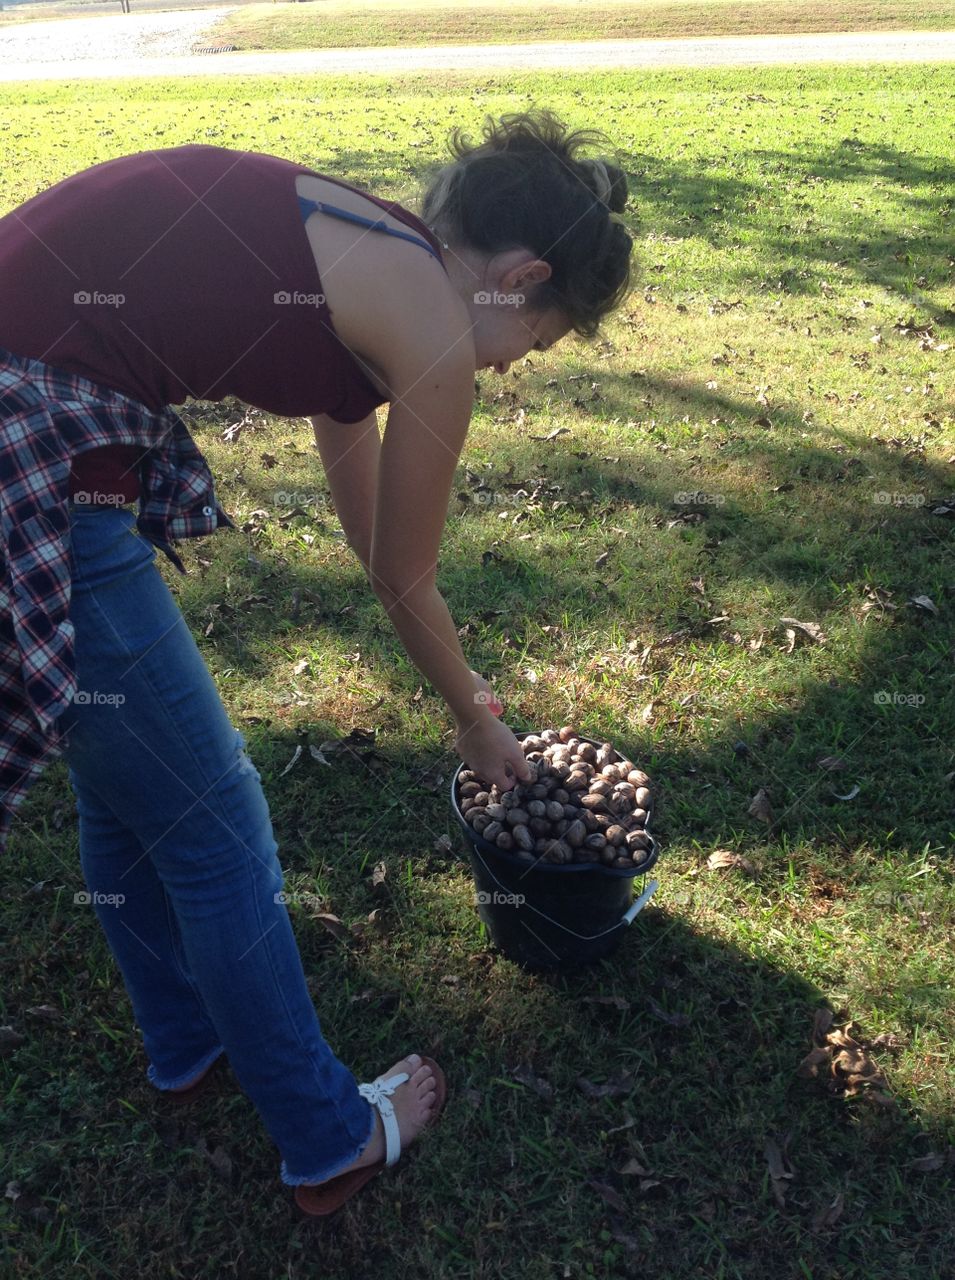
top-left (212, 0), bottom-right (955, 52)
top-left (1, 65), bottom-right (954, 1279)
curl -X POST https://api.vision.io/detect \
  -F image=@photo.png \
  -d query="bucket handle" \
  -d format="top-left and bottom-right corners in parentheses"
top-left (473, 846), bottom-right (659, 943)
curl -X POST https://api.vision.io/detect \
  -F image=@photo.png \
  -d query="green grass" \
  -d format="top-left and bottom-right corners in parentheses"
top-left (2, 66), bottom-right (954, 1279)
top-left (212, 0), bottom-right (955, 52)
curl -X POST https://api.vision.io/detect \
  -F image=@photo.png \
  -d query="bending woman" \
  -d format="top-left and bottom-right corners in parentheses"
top-left (0, 109), bottom-right (633, 1215)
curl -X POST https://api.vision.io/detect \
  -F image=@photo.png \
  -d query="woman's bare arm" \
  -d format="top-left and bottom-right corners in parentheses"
top-left (310, 409), bottom-right (380, 576)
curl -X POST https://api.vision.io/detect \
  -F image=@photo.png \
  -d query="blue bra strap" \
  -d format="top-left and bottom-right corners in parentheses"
top-left (298, 195), bottom-right (444, 265)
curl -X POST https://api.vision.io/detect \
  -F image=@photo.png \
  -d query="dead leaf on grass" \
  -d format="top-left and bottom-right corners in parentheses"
top-left (511, 1064), bottom-right (553, 1100)
top-left (576, 1071), bottom-right (636, 1099)
top-left (314, 913), bottom-right (351, 943)
top-left (195, 1135), bottom-right (234, 1181)
top-left (817, 755), bottom-right (847, 772)
top-left (907, 594), bottom-right (939, 616)
top-left (0, 1026), bottom-right (24, 1056)
top-left (529, 426), bottom-right (570, 442)
top-left (25, 1005), bottom-right (61, 1022)
top-left (706, 849), bottom-right (756, 875)
top-left (909, 1149), bottom-right (955, 1173)
top-left (587, 1178), bottom-right (627, 1214)
top-left (812, 1191), bottom-right (845, 1230)
top-left (646, 998), bottom-right (690, 1028)
top-left (764, 1136), bottom-right (795, 1207)
top-left (779, 616), bottom-right (827, 645)
top-left (747, 788), bottom-right (774, 824)
top-left (796, 1013), bottom-right (896, 1107)
top-left (581, 995), bottom-right (630, 1012)
top-left (4, 1181), bottom-right (53, 1223)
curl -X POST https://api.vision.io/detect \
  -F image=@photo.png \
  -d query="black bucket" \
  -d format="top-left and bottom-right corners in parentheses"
top-left (451, 731), bottom-right (660, 970)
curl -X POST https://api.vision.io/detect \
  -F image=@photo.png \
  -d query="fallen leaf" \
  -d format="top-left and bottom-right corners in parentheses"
top-left (511, 1064), bottom-right (553, 1100)
top-left (706, 849), bottom-right (756, 875)
top-left (314, 913), bottom-right (351, 943)
top-left (279, 745), bottom-right (302, 777)
top-left (4, 1181), bottom-right (52, 1223)
top-left (576, 1071), bottom-right (636, 1099)
top-left (812, 1007), bottom-right (835, 1043)
top-left (832, 784), bottom-right (861, 801)
top-left (371, 861), bottom-right (387, 889)
top-left (812, 1191), bottom-right (845, 1230)
top-left (764, 1136), bottom-right (795, 1207)
top-left (587, 1178), bottom-right (627, 1214)
top-left (748, 788), bottom-right (774, 824)
top-left (646, 998), bottom-right (690, 1028)
top-left (910, 1150), bottom-right (955, 1173)
top-left (779, 616), bottom-right (827, 645)
top-left (433, 834), bottom-right (454, 855)
top-left (25, 1005), bottom-right (61, 1022)
top-left (581, 995), bottom-right (630, 1012)
top-left (817, 756), bottom-right (847, 771)
top-left (0, 1026), bottom-right (25, 1056)
top-left (908, 594), bottom-right (939, 615)
top-left (195, 1135), bottom-right (233, 1181)
top-left (529, 426), bottom-right (570, 442)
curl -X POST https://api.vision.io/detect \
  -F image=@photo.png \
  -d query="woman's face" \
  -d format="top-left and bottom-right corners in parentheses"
top-left (453, 247), bottom-right (573, 375)
top-left (474, 302), bottom-right (574, 375)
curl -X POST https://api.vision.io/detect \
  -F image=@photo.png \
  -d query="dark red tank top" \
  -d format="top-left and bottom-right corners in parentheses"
top-left (0, 144), bottom-right (446, 423)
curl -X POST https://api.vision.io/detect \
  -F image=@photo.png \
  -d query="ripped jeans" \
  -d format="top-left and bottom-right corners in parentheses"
top-left (53, 504), bottom-right (374, 1186)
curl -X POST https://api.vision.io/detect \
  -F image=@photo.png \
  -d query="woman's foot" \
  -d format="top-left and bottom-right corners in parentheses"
top-left (305, 1053), bottom-right (439, 1185)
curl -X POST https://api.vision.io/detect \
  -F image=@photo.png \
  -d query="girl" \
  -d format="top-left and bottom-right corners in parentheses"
top-left (0, 108), bottom-right (632, 1214)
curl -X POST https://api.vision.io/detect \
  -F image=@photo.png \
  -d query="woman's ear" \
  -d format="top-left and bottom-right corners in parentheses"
top-left (500, 252), bottom-right (552, 295)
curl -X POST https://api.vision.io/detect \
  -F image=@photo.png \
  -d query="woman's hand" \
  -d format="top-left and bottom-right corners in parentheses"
top-left (454, 714), bottom-right (532, 793)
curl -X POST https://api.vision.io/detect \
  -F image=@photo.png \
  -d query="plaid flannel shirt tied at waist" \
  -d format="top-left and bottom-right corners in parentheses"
top-left (0, 345), bottom-right (234, 851)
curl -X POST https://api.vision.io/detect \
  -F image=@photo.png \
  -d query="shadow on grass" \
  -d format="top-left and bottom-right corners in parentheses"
top-left (3, 797), bottom-right (949, 1278)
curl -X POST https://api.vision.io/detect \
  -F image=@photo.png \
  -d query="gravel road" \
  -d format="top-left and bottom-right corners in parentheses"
top-left (0, 6), bottom-right (233, 65)
top-left (1, 22), bottom-right (953, 81)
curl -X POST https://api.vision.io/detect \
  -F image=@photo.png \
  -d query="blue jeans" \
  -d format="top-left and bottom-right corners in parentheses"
top-left (53, 505), bottom-right (374, 1186)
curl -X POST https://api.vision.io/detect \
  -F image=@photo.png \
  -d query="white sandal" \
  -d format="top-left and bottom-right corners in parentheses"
top-left (293, 1056), bottom-right (448, 1217)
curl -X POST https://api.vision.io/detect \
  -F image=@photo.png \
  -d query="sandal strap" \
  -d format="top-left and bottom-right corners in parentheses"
top-left (358, 1070), bottom-right (410, 1167)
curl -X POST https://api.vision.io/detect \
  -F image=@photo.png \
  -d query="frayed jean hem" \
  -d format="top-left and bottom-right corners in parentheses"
top-left (279, 1099), bottom-right (376, 1187)
top-left (147, 1044), bottom-right (225, 1092)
